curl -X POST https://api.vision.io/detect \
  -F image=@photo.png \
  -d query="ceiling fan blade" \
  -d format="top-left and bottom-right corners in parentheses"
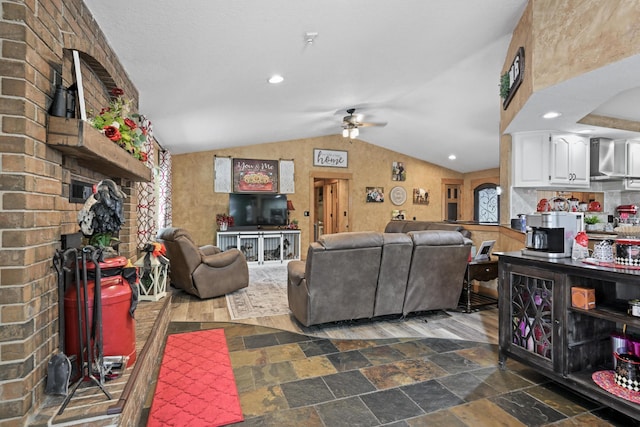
top-left (358, 121), bottom-right (388, 128)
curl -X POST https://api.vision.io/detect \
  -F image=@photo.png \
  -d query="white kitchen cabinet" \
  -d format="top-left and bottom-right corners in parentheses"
top-left (217, 230), bottom-right (301, 265)
top-left (512, 131), bottom-right (590, 188)
top-left (512, 132), bottom-right (550, 187)
top-left (549, 134), bottom-right (590, 187)
top-left (625, 140), bottom-right (640, 189)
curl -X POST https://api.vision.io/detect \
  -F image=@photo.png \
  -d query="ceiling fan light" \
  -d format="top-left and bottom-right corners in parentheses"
top-left (342, 128), bottom-right (349, 138)
top-left (350, 128), bottom-right (359, 139)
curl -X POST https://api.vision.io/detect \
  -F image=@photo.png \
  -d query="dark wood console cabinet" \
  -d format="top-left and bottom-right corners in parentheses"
top-left (498, 252), bottom-right (640, 419)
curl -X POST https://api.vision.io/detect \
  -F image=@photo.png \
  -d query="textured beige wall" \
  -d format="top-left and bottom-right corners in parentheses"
top-left (500, 0), bottom-right (534, 134)
top-left (502, 0), bottom-right (640, 132)
top-left (532, 0), bottom-right (640, 91)
top-left (499, 0), bottom-right (640, 224)
top-left (171, 134), bottom-right (464, 250)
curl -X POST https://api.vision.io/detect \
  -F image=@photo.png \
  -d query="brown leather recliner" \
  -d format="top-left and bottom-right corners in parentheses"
top-left (156, 227), bottom-right (248, 299)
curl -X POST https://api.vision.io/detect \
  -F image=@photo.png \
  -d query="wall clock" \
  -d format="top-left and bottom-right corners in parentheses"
top-left (390, 186), bottom-right (407, 206)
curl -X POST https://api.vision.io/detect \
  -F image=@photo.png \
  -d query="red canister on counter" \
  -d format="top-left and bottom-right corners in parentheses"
top-left (615, 238), bottom-right (640, 266)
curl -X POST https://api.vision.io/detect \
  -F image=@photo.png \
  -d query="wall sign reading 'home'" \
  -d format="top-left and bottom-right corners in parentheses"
top-left (313, 149), bottom-right (348, 168)
top-left (503, 47), bottom-right (524, 110)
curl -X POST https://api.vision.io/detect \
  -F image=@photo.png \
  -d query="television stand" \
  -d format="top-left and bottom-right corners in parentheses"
top-left (217, 230), bottom-right (301, 265)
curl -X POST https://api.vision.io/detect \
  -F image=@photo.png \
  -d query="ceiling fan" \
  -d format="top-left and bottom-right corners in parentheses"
top-left (341, 108), bottom-right (386, 139)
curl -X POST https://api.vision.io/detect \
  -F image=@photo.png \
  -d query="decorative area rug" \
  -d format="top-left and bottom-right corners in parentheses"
top-left (592, 370), bottom-right (640, 404)
top-left (226, 264), bottom-right (290, 320)
top-left (147, 329), bottom-right (243, 427)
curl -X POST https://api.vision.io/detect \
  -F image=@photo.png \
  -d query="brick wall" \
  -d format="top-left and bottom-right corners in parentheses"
top-left (0, 1), bottom-right (142, 424)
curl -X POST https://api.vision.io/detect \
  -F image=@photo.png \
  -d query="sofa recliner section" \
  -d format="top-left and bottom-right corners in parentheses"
top-left (402, 230), bottom-right (471, 315)
top-left (384, 220), bottom-right (471, 239)
top-left (373, 232), bottom-right (413, 317)
top-left (287, 232), bottom-right (384, 326)
top-left (287, 230), bottom-right (471, 326)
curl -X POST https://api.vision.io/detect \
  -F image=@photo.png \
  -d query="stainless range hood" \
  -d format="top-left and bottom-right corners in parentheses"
top-left (590, 138), bottom-right (640, 181)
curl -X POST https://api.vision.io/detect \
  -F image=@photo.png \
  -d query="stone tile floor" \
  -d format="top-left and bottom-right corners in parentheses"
top-left (138, 322), bottom-right (639, 427)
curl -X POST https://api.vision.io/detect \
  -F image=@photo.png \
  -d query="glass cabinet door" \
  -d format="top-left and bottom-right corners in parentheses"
top-left (500, 263), bottom-right (564, 372)
top-left (511, 272), bottom-right (554, 359)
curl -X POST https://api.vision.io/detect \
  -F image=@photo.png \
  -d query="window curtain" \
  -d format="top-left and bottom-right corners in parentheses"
top-left (158, 150), bottom-right (172, 229)
top-left (136, 116), bottom-right (158, 248)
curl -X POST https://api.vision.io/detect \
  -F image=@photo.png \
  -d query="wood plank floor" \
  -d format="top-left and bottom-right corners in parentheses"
top-left (169, 287), bottom-right (499, 344)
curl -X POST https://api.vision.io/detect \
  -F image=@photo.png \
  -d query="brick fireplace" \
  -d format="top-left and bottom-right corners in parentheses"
top-left (0, 1), bottom-right (152, 424)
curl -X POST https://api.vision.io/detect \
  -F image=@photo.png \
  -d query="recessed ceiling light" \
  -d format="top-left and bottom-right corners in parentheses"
top-left (448, 154), bottom-right (456, 160)
top-left (542, 111), bottom-right (561, 119)
top-left (268, 75), bottom-right (284, 84)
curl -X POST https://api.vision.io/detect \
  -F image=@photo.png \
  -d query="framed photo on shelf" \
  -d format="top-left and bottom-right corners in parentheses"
top-left (474, 240), bottom-right (496, 261)
top-left (391, 210), bottom-right (407, 220)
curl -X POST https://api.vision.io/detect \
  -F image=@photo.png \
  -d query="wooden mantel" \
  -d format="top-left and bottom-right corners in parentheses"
top-left (47, 116), bottom-right (152, 182)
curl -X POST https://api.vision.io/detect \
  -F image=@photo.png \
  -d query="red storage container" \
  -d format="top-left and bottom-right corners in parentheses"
top-left (85, 255), bottom-right (128, 274)
top-left (64, 274), bottom-right (136, 368)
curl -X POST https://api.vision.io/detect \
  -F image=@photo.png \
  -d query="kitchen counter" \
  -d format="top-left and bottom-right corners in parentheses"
top-left (497, 252), bottom-right (640, 420)
top-left (497, 250), bottom-right (640, 276)
top-left (587, 231), bottom-right (617, 240)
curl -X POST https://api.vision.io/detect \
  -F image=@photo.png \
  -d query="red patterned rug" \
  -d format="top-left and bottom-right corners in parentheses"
top-left (147, 329), bottom-right (243, 426)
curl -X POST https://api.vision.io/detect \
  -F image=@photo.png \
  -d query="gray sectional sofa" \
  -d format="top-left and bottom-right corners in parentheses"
top-left (383, 220), bottom-right (471, 238)
top-left (287, 227), bottom-right (471, 327)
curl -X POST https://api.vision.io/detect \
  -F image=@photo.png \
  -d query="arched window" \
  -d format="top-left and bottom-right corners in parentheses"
top-left (474, 183), bottom-right (500, 223)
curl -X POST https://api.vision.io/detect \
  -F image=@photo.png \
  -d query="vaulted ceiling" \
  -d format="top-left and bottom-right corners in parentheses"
top-left (83, 0), bottom-right (640, 173)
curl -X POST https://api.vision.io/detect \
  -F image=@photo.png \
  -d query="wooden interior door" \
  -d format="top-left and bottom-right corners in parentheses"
top-left (444, 182), bottom-right (462, 221)
top-left (323, 181), bottom-right (337, 235)
top-left (311, 173), bottom-right (351, 240)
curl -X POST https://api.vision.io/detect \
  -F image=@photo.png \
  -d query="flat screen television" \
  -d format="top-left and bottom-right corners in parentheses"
top-left (229, 193), bottom-right (287, 227)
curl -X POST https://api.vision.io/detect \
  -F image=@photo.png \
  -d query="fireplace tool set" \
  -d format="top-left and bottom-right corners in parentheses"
top-left (48, 246), bottom-right (112, 415)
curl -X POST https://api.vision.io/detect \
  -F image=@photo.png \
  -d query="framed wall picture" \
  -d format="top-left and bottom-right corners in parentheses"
top-left (233, 158), bottom-right (278, 193)
top-left (392, 161), bottom-right (406, 181)
top-left (413, 188), bottom-right (429, 205)
top-left (313, 149), bottom-right (348, 168)
top-left (366, 187), bottom-right (384, 203)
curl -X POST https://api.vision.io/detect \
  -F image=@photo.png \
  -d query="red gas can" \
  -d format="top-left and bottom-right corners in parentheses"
top-left (85, 255), bottom-right (128, 274)
top-left (64, 274), bottom-right (136, 367)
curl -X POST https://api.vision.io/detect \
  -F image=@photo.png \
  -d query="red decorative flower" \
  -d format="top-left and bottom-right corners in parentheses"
top-left (124, 118), bottom-right (137, 130)
top-left (151, 242), bottom-right (166, 257)
top-left (140, 152), bottom-right (148, 162)
top-left (103, 125), bottom-right (122, 142)
top-left (90, 89), bottom-right (151, 162)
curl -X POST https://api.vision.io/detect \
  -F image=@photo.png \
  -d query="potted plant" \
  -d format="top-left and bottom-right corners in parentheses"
top-left (584, 215), bottom-right (601, 232)
top-left (216, 213), bottom-right (234, 231)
